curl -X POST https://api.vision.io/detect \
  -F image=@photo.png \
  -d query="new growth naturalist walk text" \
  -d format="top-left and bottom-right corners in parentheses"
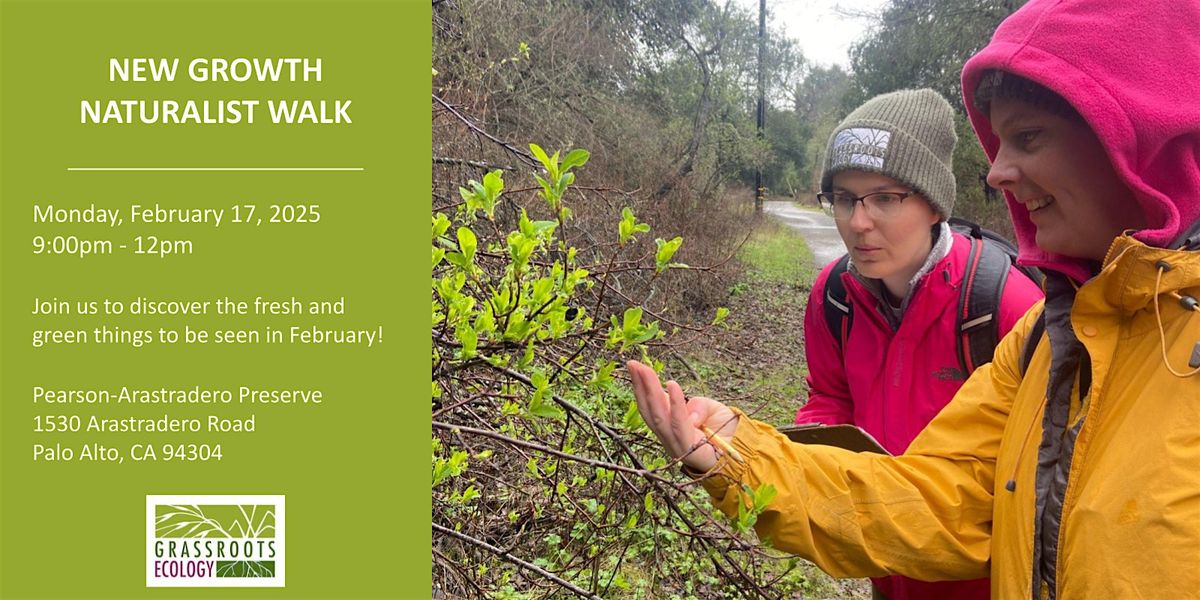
top-left (81, 57), bottom-right (352, 125)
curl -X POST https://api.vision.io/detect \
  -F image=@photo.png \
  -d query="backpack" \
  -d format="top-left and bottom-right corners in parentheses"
top-left (822, 217), bottom-right (1044, 376)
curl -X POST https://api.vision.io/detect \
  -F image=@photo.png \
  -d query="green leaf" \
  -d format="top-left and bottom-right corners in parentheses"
top-left (460, 486), bottom-right (480, 504)
top-left (753, 483), bottom-right (778, 512)
top-left (527, 369), bottom-right (564, 419)
top-left (605, 316), bottom-right (623, 348)
top-left (483, 353), bottom-right (510, 368)
top-left (517, 340), bottom-right (535, 370)
top-left (533, 173), bottom-right (554, 202)
top-left (435, 273), bottom-right (464, 303)
top-left (491, 286), bottom-right (513, 315)
top-left (448, 295), bottom-right (475, 328)
top-left (560, 148), bottom-right (590, 172)
top-left (531, 277), bottom-right (553, 305)
top-left (432, 213), bottom-right (452, 240)
top-left (482, 169), bottom-right (504, 202)
top-left (503, 310), bottom-right (532, 341)
top-left (529, 396), bottom-right (563, 419)
top-left (473, 305), bottom-right (495, 336)
top-left (654, 236), bottom-right (683, 273)
top-left (622, 399), bottom-right (646, 431)
top-left (712, 306), bottom-right (729, 326)
top-left (628, 321), bottom-right (660, 345)
top-left (529, 143), bottom-right (551, 171)
top-left (736, 500), bottom-right (752, 531)
top-left (518, 209), bottom-right (535, 238)
top-left (458, 185), bottom-right (475, 204)
top-left (433, 450), bottom-right (469, 487)
top-left (457, 227), bottom-right (478, 263)
top-left (444, 252), bottom-right (468, 269)
top-left (432, 247), bottom-right (446, 268)
top-left (618, 207), bottom-right (635, 245)
top-left (589, 360), bottom-right (616, 388)
top-left (530, 219), bottom-right (557, 240)
top-left (456, 323), bottom-right (478, 358)
top-left (618, 207), bottom-right (651, 246)
top-left (621, 307), bottom-right (643, 336)
top-left (507, 232), bottom-right (536, 273)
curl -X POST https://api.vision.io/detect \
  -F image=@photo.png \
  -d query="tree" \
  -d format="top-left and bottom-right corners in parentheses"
top-left (840, 0), bottom-right (1029, 235)
top-left (846, 0), bottom-right (1026, 111)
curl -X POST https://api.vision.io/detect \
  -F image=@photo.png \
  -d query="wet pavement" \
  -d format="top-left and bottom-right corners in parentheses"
top-left (762, 200), bottom-right (845, 270)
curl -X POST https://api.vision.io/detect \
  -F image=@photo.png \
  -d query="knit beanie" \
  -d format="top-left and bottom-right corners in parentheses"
top-left (972, 70), bottom-right (1083, 122)
top-left (822, 88), bottom-right (958, 219)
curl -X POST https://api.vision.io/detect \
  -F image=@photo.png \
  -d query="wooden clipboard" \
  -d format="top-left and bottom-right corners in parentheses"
top-left (777, 423), bottom-right (891, 455)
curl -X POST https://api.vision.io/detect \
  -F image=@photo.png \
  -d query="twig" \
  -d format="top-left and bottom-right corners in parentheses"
top-left (433, 523), bottom-right (604, 599)
top-left (433, 94), bottom-right (538, 168)
top-left (432, 547), bottom-right (485, 597)
top-left (433, 420), bottom-right (674, 483)
top-left (671, 348), bottom-right (702, 381)
top-left (434, 156), bottom-right (517, 171)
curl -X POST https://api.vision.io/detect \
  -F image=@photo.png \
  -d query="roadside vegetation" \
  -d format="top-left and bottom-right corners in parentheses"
top-left (679, 211), bottom-right (816, 427)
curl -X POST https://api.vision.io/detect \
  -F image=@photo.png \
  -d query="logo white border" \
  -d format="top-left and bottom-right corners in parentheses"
top-left (146, 494), bottom-right (285, 588)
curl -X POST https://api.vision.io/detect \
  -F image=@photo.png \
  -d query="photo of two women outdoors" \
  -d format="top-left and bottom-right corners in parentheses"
top-left (432, 0), bottom-right (1200, 598)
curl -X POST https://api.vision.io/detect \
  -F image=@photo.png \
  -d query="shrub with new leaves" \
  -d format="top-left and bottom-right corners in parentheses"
top-left (433, 145), bottom-right (806, 599)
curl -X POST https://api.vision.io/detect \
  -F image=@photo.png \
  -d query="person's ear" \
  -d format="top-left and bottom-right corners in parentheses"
top-left (925, 199), bottom-right (942, 226)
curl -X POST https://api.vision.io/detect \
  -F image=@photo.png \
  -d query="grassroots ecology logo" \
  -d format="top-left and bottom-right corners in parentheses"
top-left (146, 495), bottom-right (285, 587)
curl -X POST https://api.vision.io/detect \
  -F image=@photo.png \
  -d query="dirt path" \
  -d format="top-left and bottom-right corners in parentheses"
top-left (761, 200), bottom-right (844, 270)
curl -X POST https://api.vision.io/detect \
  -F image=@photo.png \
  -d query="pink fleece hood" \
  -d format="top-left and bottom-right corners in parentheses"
top-left (962, 0), bottom-right (1200, 281)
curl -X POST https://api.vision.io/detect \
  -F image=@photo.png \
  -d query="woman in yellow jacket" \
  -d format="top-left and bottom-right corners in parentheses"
top-left (627, 0), bottom-right (1200, 598)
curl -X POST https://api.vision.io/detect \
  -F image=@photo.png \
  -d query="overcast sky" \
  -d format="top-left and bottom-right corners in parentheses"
top-left (734, 0), bottom-right (889, 68)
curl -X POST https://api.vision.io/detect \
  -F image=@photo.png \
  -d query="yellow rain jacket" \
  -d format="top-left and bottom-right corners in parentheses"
top-left (702, 234), bottom-right (1200, 598)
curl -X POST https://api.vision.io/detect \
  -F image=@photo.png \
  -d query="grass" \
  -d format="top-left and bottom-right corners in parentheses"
top-left (736, 218), bottom-right (817, 291)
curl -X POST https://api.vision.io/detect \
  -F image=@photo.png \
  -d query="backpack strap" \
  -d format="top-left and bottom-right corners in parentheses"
top-left (957, 235), bottom-right (1011, 373)
top-left (1170, 218), bottom-right (1200, 250)
top-left (822, 254), bottom-right (853, 354)
top-left (1019, 311), bottom-right (1046, 376)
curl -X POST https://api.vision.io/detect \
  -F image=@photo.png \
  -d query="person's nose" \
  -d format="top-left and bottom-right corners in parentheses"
top-left (986, 145), bottom-right (1019, 192)
top-left (846, 199), bottom-right (874, 232)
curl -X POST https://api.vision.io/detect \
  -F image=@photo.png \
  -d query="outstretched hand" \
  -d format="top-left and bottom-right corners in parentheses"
top-left (626, 360), bottom-right (739, 472)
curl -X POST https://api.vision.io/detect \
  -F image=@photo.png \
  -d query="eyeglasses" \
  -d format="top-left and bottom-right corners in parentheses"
top-left (817, 190), bottom-right (917, 221)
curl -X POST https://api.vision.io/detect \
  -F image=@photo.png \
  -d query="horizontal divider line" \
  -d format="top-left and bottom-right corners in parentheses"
top-left (67, 167), bottom-right (365, 171)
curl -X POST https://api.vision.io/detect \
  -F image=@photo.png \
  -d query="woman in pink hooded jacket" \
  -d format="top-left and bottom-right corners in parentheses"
top-left (797, 89), bottom-right (1043, 600)
top-left (628, 0), bottom-right (1200, 597)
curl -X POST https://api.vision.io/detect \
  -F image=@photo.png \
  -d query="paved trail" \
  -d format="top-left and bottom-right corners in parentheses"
top-left (762, 200), bottom-right (844, 270)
